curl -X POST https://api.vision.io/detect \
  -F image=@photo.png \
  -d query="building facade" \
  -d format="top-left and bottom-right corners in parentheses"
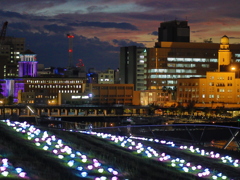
top-left (177, 35), bottom-right (240, 108)
top-left (98, 68), bottom-right (115, 84)
top-left (158, 20), bottom-right (190, 42)
top-left (18, 49), bottom-right (37, 77)
top-left (140, 89), bottom-right (176, 107)
top-left (120, 21), bottom-right (240, 92)
top-left (119, 46), bottom-right (147, 91)
top-left (0, 37), bottom-right (25, 78)
top-left (120, 42), bottom-right (240, 92)
top-left (89, 83), bottom-right (138, 105)
top-left (19, 78), bottom-right (85, 104)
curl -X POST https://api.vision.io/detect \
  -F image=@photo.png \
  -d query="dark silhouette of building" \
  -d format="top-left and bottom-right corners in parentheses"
top-left (158, 20), bottom-right (190, 42)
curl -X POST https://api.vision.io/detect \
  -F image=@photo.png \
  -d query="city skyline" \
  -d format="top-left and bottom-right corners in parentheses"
top-left (1, 0), bottom-right (240, 70)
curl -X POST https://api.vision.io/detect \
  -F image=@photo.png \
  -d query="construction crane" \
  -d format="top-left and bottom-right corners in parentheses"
top-left (0, 21), bottom-right (8, 45)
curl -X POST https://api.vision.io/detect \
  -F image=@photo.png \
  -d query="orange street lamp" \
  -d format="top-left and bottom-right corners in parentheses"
top-left (231, 66), bottom-right (239, 78)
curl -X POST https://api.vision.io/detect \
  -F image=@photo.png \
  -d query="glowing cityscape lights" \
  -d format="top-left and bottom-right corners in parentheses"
top-left (0, 157), bottom-right (27, 178)
top-left (1, 120), bottom-right (122, 179)
top-left (80, 130), bottom-right (239, 180)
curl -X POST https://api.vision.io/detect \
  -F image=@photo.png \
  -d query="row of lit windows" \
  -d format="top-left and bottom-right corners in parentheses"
top-left (180, 88), bottom-right (235, 92)
top-left (180, 94), bottom-right (234, 99)
top-left (149, 69), bottom-right (197, 73)
top-left (167, 63), bottom-right (210, 68)
top-left (179, 94), bottom-right (199, 98)
top-left (179, 82), bottom-right (199, 86)
top-left (151, 80), bottom-right (177, 84)
top-left (209, 76), bottom-right (233, 80)
top-left (167, 57), bottom-right (218, 62)
top-left (26, 80), bottom-right (82, 83)
top-left (29, 85), bottom-right (81, 88)
top-left (179, 88), bottom-right (199, 92)
top-left (150, 74), bottom-right (203, 79)
top-left (207, 95), bottom-right (233, 99)
top-left (99, 79), bottom-right (113, 82)
top-left (59, 90), bottom-right (79, 93)
top-left (92, 86), bottom-right (132, 89)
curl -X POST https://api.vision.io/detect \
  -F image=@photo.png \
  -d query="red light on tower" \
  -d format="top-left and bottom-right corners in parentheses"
top-left (67, 33), bottom-right (74, 67)
top-left (67, 34), bottom-right (74, 38)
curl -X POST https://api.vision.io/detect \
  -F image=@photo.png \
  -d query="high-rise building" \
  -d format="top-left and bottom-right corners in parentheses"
top-left (158, 20), bottom-right (190, 42)
top-left (0, 37), bottom-right (25, 78)
top-left (120, 22), bottom-right (240, 91)
top-left (119, 46), bottom-right (147, 91)
top-left (177, 35), bottom-right (240, 107)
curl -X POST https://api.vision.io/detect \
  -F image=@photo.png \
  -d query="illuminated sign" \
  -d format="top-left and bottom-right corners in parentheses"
top-left (72, 96), bottom-right (81, 99)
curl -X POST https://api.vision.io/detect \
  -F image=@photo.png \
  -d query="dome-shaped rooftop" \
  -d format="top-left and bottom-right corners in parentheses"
top-left (221, 35), bottom-right (229, 45)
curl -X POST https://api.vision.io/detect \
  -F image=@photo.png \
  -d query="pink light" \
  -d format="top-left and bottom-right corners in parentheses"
top-left (0, 166), bottom-right (6, 171)
top-left (19, 172), bottom-right (26, 178)
top-left (113, 170), bottom-right (118, 175)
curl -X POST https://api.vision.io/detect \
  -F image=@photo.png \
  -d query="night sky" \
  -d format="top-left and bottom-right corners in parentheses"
top-left (1, 0), bottom-right (240, 71)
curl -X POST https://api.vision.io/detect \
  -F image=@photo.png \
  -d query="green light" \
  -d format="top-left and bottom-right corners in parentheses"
top-left (237, 119), bottom-right (240, 122)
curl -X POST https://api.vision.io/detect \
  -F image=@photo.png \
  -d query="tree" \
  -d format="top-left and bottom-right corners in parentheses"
top-left (203, 107), bottom-right (211, 118)
top-left (176, 103), bottom-right (184, 117)
top-left (5, 96), bottom-right (13, 105)
top-left (187, 101), bottom-right (196, 120)
top-left (148, 103), bottom-right (159, 115)
top-left (172, 86), bottom-right (177, 100)
top-left (215, 107), bottom-right (226, 117)
top-left (0, 83), bottom-right (4, 99)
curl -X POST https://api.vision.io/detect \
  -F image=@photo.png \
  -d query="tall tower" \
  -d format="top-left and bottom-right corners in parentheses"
top-left (67, 34), bottom-right (74, 68)
top-left (158, 20), bottom-right (190, 42)
top-left (218, 35), bottom-right (232, 71)
top-left (18, 49), bottom-right (37, 77)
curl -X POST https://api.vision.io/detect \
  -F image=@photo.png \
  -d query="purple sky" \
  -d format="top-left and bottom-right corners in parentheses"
top-left (1, 0), bottom-right (240, 71)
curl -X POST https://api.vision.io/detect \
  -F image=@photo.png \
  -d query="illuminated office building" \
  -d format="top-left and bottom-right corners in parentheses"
top-left (0, 37), bottom-right (25, 78)
top-left (119, 46), bottom-right (147, 91)
top-left (120, 39), bottom-right (240, 92)
top-left (177, 35), bottom-right (240, 107)
top-left (18, 49), bottom-right (37, 77)
top-left (98, 68), bottom-right (115, 84)
top-left (120, 21), bottom-right (240, 92)
top-left (18, 78), bottom-right (85, 104)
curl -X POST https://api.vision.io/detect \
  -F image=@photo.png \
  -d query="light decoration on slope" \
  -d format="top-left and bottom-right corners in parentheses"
top-left (80, 130), bottom-right (239, 180)
top-left (0, 157), bottom-right (28, 178)
top-left (1, 120), bottom-right (123, 179)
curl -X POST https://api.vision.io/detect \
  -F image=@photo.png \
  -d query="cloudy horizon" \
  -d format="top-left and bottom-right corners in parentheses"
top-left (1, 0), bottom-right (240, 70)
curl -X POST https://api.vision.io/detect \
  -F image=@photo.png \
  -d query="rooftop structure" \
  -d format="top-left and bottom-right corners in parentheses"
top-left (158, 20), bottom-right (190, 42)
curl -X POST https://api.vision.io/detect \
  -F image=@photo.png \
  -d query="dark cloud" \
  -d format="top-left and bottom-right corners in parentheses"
top-left (87, 5), bottom-right (109, 12)
top-left (229, 37), bottom-right (240, 39)
top-left (44, 24), bottom-right (74, 33)
top-left (0, 10), bottom-right (26, 19)
top-left (191, 30), bottom-right (202, 33)
top-left (1, 0), bottom-right (240, 71)
top-left (8, 22), bottom-right (31, 31)
top-left (112, 39), bottom-right (145, 47)
top-left (7, 28), bottom-right (122, 70)
top-left (149, 31), bottom-right (158, 36)
top-left (69, 21), bottom-right (138, 30)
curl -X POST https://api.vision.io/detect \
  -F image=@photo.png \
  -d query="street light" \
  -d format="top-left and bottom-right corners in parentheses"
top-left (231, 66), bottom-right (239, 78)
top-left (0, 99), bottom-right (5, 119)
